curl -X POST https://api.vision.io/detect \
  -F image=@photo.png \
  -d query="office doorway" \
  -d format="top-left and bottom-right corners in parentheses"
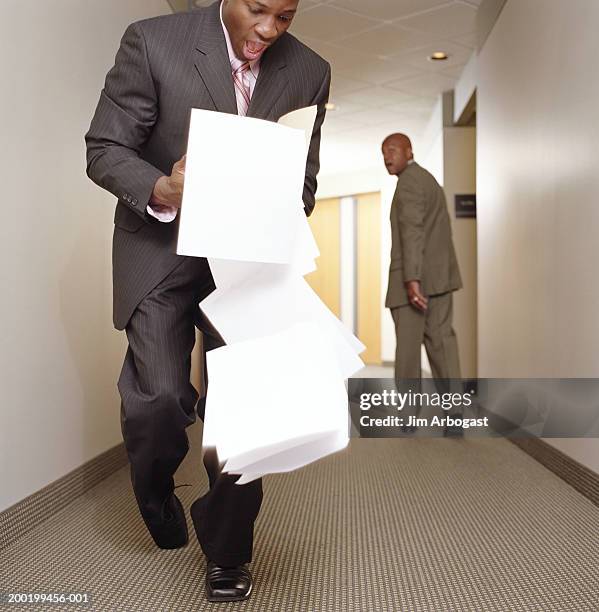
top-left (305, 197), bottom-right (341, 317)
top-left (356, 192), bottom-right (381, 365)
top-left (306, 193), bottom-right (382, 365)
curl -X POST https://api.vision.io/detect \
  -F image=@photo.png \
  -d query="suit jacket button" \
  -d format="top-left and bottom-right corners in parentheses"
top-left (131, 200), bottom-right (137, 206)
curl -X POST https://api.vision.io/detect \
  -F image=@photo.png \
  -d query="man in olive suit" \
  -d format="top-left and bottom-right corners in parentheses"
top-left (382, 133), bottom-right (462, 385)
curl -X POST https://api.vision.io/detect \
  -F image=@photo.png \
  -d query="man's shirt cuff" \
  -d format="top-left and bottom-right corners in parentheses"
top-left (146, 204), bottom-right (178, 223)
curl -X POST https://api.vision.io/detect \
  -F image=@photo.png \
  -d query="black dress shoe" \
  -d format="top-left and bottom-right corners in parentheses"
top-left (205, 560), bottom-right (252, 602)
top-left (144, 494), bottom-right (188, 550)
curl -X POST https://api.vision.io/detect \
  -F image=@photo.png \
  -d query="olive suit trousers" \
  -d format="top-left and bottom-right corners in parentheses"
top-left (391, 290), bottom-right (461, 383)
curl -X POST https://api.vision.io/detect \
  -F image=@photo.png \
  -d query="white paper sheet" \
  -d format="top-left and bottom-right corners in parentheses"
top-left (202, 322), bottom-right (350, 481)
top-left (201, 270), bottom-right (364, 379)
top-left (225, 430), bottom-right (348, 476)
top-left (177, 109), bottom-right (306, 263)
top-left (207, 206), bottom-right (319, 291)
top-left (289, 205), bottom-right (320, 275)
top-left (235, 473), bottom-right (265, 485)
top-left (278, 106), bottom-right (318, 157)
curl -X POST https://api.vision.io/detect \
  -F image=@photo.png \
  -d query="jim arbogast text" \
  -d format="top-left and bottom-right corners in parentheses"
top-left (358, 390), bottom-right (489, 429)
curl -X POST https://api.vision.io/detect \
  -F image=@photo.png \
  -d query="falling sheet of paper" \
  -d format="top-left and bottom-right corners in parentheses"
top-left (224, 430), bottom-right (348, 476)
top-left (278, 106), bottom-right (318, 155)
top-left (201, 189), bottom-right (363, 379)
top-left (207, 206), bottom-right (319, 291)
top-left (201, 322), bottom-right (349, 482)
top-left (177, 109), bottom-right (307, 263)
top-left (201, 270), bottom-right (364, 379)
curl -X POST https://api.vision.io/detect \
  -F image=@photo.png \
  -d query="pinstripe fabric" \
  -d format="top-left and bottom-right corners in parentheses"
top-left (85, 0), bottom-right (330, 566)
top-left (117, 256), bottom-right (262, 565)
top-left (85, 0), bottom-right (331, 330)
top-left (117, 260), bottom-right (205, 518)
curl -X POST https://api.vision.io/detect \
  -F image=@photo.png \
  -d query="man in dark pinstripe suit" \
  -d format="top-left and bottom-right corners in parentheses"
top-left (85, 0), bottom-right (330, 602)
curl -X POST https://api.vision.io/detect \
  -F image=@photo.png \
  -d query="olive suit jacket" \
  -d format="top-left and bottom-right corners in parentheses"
top-left (385, 161), bottom-right (462, 308)
top-left (85, 1), bottom-right (331, 330)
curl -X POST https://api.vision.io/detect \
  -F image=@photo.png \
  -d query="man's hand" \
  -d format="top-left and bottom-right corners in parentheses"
top-left (151, 154), bottom-right (186, 208)
top-left (405, 280), bottom-right (428, 312)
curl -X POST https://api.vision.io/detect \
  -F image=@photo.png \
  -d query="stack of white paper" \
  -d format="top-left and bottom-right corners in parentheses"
top-left (202, 322), bottom-right (350, 483)
top-left (178, 107), bottom-right (365, 484)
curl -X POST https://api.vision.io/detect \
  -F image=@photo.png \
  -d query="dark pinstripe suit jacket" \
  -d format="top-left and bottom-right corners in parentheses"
top-left (85, 1), bottom-right (331, 330)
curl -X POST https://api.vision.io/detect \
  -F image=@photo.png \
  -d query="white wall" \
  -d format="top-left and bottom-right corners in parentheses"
top-left (0, 0), bottom-right (171, 512)
top-left (417, 101), bottom-right (478, 378)
top-left (421, 132), bottom-right (444, 186)
top-left (477, 0), bottom-right (599, 472)
top-left (420, 98), bottom-right (444, 185)
top-left (454, 52), bottom-right (477, 124)
top-left (443, 127), bottom-right (477, 378)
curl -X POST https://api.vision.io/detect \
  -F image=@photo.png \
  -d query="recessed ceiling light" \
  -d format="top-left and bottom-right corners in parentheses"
top-left (429, 51), bottom-right (449, 61)
top-left (325, 103), bottom-right (337, 111)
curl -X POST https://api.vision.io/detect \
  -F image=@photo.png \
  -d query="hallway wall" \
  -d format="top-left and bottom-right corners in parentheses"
top-left (444, 127), bottom-right (477, 379)
top-left (0, 0), bottom-right (171, 512)
top-left (477, 0), bottom-right (599, 471)
top-left (420, 102), bottom-right (478, 378)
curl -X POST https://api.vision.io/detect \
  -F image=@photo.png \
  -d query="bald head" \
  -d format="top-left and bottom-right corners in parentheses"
top-left (383, 133), bottom-right (412, 150)
top-left (382, 133), bottom-right (413, 176)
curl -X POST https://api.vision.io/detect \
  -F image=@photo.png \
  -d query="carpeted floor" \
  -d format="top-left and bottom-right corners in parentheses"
top-left (0, 424), bottom-right (597, 611)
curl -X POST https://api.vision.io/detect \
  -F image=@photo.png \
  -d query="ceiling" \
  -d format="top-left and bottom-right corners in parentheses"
top-left (176, 0), bottom-right (481, 174)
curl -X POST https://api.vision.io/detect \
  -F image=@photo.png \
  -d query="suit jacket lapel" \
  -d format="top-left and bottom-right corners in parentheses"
top-left (247, 42), bottom-right (288, 120)
top-left (193, 3), bottom-right (237, 115)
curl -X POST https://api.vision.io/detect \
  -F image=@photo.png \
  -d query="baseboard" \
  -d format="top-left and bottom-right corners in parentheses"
top-left (510, 437), bottom-right (599, 507)
top-left (0, 443), bottom-right (128, 550)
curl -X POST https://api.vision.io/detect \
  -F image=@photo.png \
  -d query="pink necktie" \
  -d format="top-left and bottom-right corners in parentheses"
top-left (231, 59), bottom-right (251, 117)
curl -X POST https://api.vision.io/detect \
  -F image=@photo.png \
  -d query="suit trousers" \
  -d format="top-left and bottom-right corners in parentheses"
top-left (117, 256), bottom-right (263, 566)
top-left (391, 291), bottom-right (461, 383)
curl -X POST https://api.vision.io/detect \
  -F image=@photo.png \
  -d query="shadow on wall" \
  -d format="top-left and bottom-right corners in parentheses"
top-left (59, 208), bottom-right (125, 450)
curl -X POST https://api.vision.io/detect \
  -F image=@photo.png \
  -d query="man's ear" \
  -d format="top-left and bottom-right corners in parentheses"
top-left (407, 148), bottom-right (413, 159)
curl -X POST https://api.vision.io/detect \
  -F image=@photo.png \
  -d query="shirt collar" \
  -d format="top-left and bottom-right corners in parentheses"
top-left (397, 159), bottom-right (414, 176)
top-left (220, 1), bottom-right (260, 78)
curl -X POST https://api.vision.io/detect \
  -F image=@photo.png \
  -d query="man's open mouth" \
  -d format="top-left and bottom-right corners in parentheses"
top-left (244, 40), bottom-right (268, 60)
